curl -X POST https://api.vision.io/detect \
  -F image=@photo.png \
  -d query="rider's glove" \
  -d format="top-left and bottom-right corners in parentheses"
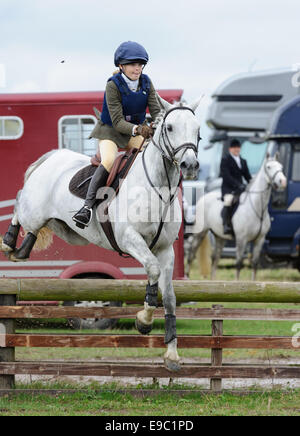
top-left (136, 124), bottom-right (154, 139)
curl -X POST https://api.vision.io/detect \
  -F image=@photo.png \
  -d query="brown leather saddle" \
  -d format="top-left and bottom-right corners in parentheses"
top-left (69, 148), bottom-right (140, 200)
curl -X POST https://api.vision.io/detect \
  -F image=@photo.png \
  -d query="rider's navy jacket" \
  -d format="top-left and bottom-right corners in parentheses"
top-left (220, 153), bottom-right (252, 197)
top-left (101, 72), bottom-right (151, 126)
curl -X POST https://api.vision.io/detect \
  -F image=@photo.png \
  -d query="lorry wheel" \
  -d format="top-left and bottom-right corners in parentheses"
top-left (63, 274), bottom-right (122, 330)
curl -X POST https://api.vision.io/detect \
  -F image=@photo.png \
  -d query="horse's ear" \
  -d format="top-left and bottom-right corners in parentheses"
top-left (189, 95), bottom-right (205, 113)
top-left (155, 93), bottom-right (173, 112)
top-left (266, 151), bottom-right (270, 159)
top-left (275, 151), bottom-right (280, 161)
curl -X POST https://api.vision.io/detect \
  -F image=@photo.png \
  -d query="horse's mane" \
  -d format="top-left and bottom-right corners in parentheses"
top-left (246, 156), bottom-right (278, 190)
top-left (152, 100), bottom-right (185, 130)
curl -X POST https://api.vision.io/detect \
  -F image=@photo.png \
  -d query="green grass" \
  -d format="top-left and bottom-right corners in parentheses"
top-left (0, 382), bottom-right (300, 416)
top-left (189, 258), bottom-right (300, 282)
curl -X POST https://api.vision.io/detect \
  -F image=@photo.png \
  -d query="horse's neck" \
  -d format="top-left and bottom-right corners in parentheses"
top-left (247, 161), bottom-right (272, 209)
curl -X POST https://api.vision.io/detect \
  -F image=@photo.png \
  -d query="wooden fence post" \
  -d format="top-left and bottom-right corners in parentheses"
top-left (0, 295), bottom-right (16, 389)
top-left (210, 304), bottom-right (223, 392)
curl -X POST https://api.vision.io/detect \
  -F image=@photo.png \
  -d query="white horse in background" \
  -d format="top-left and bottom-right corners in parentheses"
top-left (186, 154), bottom-right (287, 280)
top-left (0, 96), bottom-right (201, 372)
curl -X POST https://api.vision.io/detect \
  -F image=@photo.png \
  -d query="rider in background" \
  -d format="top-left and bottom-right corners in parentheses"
top-left (73, 41), bottom-right (161, 228)
top-left (220, 139), bottom-right (252, 234)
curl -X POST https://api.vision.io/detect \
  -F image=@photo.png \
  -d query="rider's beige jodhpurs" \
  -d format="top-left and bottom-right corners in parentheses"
top-left (223, 193), bottom-right (234, 207)
top-left (99, 136), bottom-right (144, 172)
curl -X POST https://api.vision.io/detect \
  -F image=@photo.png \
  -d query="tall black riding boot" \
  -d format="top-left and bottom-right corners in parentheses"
top-left (222, 206), bottom-right (232, 235)
top-left (72, 164), bottom-right (109, 229)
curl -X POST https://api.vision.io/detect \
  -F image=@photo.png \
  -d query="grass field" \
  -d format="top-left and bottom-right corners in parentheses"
top-left (1, 260), bottom-right (300, 416)
top-left (1, 384), bottom-right (300, 416)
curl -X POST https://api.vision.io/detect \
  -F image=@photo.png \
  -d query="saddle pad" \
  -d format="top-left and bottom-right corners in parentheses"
top-left (69, 165), bottom-right (97, 199)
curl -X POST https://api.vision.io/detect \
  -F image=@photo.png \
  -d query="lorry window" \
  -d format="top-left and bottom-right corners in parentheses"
top-left (0, 117), bottom-right (23, 139)
top-left (270, 141), bottom-right (290, 210)
top-left (240, 140), bottom-right (268, 175)
top-left (292, 146), bottom-right (300, 182)
top-left (59, 116), bottom-right (97, 156)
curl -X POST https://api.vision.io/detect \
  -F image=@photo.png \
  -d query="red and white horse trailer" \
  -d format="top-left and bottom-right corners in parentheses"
top-left (0, 90), bottom-right (185, 294)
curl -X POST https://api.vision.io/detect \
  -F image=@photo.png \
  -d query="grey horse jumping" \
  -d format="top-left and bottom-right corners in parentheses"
top-left (1, 95), bottom-right (201, 371)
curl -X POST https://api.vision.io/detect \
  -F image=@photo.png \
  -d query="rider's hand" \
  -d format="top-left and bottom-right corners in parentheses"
top-left (238, 183), bottom-right (246, 192)
top-left (136, 124), bottom-right (154, 139)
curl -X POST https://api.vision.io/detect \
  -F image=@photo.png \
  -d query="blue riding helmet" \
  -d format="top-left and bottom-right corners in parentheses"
top-left (114, 41), bottom-right (149, 67)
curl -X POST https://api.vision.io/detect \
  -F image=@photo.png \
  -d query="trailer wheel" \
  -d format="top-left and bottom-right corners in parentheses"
top-left (64, 274), bottom-right (122, 330)
top-left (63, 300), bottom-right (122, 330)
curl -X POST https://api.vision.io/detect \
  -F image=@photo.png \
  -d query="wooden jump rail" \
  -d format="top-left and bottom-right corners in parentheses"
top-left (0, 278), bottom-right (300, 393)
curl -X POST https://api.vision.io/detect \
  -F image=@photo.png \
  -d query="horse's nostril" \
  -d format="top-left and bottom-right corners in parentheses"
top-left (180, 162), bottom-right (187, 169)
top-left (195, 161), bottom-right (200, 170)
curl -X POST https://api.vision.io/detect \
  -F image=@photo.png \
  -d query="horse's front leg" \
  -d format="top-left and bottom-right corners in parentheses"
top-left (156, 246), bottom-right (181, 372)
top-left (120, 227), bottom-right (161, 335)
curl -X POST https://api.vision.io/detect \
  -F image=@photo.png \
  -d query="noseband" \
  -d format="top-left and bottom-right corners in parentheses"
top-left (151, 106), bottom-right (199, 166)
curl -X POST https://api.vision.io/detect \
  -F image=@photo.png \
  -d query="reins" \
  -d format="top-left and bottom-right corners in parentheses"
top-left (141, 106), bottom-right (198, 250)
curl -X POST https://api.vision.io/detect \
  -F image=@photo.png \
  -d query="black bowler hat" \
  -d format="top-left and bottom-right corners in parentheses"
top-left (229, 139), bottom-right (241, 148)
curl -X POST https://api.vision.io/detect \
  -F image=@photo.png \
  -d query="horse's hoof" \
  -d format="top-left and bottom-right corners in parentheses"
top-left (8, 252), bottom-right (28, 263)
top-left (1, 242), bottom-right (14, 253)
top-left (164, 358), bottom-right (181, 372)
top-left (135, 318), bottom-right (153, 335)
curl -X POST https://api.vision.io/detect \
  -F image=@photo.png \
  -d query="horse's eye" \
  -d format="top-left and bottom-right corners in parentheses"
top-left (167, 124), bottom-right (173, 132)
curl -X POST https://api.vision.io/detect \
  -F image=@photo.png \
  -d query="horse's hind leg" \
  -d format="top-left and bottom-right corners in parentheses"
top-left (185, 231), bottom-right (207, 277)
top-left (1, 220), bottom-right (20, 253)
top-left (1, 192), bottom-right (22, 252)
top-left (211, 236), bottom-right (225, 280)
top-left (251, 235), bottom-right (266, 281)
top-left (235, 237), bottom-right (248, 280)
top-left (9, 232), bottom-right (37, 262)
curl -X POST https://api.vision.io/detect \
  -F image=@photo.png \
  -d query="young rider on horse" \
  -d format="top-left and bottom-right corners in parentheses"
top-left (220, 139), bottom-right (252, 234)
top-left (72, 41), bottom-right (161, 228)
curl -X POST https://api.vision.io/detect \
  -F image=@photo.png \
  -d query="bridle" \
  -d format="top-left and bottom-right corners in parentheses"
top-left (149, 106), bottom-right (199, 167)
top-left (142, 105), bottom-right (200, 204)
top-left (263, 160), bottom-right (283, 190)
top-left (141, 106), bottom-right (200, 251)
top-left (242, 160), bottom-right (284, 240)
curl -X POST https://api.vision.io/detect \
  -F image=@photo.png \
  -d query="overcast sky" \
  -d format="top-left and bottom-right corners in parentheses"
top-left (1, 0), bottom-right (300, 132)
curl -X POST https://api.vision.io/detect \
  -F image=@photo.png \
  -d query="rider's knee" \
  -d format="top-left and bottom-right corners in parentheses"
top-left (99, 140), bottom-right (118, 172)
top-left (224, 194), bottom-right (234, 207)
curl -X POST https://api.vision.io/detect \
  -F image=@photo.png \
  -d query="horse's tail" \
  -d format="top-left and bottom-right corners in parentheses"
top-left (22, 227), bottom-right (54, 252)
top-left (197, 233), bottom-right (212, 278)
top-left (24, 150), bottom-right (57, 183)
top-left (22, 151), bottom-right (57, 251)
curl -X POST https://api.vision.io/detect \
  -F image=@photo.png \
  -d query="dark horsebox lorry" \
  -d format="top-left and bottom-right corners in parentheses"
top-left (205, 67), bottom-right (300, 269)
top-left (0, 89), bottom-right (185, 328)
